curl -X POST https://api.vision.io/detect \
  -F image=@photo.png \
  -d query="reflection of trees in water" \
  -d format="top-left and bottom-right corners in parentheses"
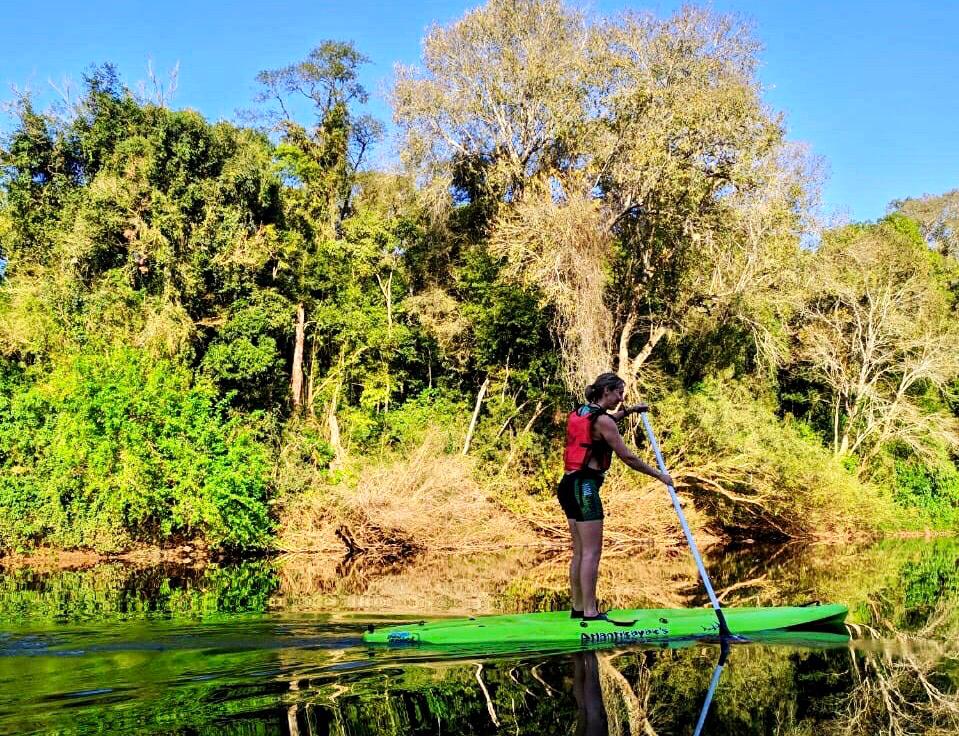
top-left (706, 539), bottom-right (959, 622)
top-left (275, 546), bottom-right (694, 615)
top-left (278, 613), bottom-right (957, 736)
top-left (839, 602), bottom-right (959, 735)
top-left (4, 540), bottom-right (959, 733)
top-left (275, 539), bottom-right (959, 625)
top-left (0, 560), bottom-right (278, 620)
top-left (277, 646), bottom-right (807, 736)
top-left (597, 651), bottom-right (657, 736)
top-left (274, 538), bottom-right (959, 735)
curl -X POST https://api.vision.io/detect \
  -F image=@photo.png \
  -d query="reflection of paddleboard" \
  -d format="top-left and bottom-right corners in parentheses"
top-left (364, 604), bottom-right (847, 647)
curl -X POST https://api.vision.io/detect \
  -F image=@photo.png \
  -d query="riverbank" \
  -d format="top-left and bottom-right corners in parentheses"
top-left (3, 425), bottom-right (949, 570)
top-left (2, 526), bottom-right (951, 577)
top-left (0, 543), bottom-right (211, 571)
top-left (274, 447), bottom-right (716, 558)
top-left (2, 538), bottom-right (957, 621)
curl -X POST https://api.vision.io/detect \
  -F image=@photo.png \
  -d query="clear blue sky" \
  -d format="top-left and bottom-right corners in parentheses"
top-left (2, 0), bottom-right (956, 222)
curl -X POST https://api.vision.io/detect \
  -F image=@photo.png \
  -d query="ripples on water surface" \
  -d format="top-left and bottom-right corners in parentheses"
top-left (1, 540), bottom-right (957, 735)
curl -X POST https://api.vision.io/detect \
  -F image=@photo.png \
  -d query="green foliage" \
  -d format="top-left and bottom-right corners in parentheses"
top-left (0, 560), bottom-right (278, 622)
top-left (454, 246), bottom-right (560, 388)
top-left (379, 388), bottom-right (468, 451)
top-left (899, 541), bottom-right (959, 624)
top-left (0, 348), bottom-right (273, 551)
top-left (200, 290), bottom-right (293, 408)
top-left (3, 71), bottom-right (285, 321)
top-left (894, 460), bottom-right (959, 528)
top-left (787, 215), bottom-right (959, 472)
top-left (303, 202), bottom-right (432, 427)
top-left (289, 421), bottom-right (336, 469)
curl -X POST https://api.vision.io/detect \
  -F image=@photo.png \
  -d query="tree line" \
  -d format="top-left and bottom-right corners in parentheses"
top-left (1, 0), bottom-right (957, 553)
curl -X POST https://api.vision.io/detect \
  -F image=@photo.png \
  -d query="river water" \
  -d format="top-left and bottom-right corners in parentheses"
top-left (1, 539), bottom-right (957, 735)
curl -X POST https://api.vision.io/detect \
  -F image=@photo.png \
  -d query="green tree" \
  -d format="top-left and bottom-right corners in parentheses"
top-left (0, 348), bottom-right (272, 551)
top-left (395, 0), bottom-right (816, 394)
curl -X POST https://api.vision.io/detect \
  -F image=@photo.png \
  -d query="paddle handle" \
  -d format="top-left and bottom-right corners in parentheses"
top-left (639, 411), bottom-right (730, 637)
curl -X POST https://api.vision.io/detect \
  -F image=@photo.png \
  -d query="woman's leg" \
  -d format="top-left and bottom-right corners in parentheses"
top-left (578, 519), bottom-right (604, 617)
top-left (568, 518), bottom-right (583, 610)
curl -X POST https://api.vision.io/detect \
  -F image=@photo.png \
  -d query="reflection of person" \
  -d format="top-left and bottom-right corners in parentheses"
top-left (572, 651), bottom-right (608, 736)
top-left (559, 373), bottom-right (673, 620)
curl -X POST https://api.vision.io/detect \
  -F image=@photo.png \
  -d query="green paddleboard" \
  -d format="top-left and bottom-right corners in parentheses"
top-left (363, 604), bottom-right (848, 647)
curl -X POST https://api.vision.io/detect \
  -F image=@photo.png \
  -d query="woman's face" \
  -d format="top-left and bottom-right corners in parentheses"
top-left (602, 384), bottom-right (625, 406)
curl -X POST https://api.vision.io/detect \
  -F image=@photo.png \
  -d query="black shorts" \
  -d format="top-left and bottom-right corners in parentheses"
top-left (557, 470), bottom-right (605, 522)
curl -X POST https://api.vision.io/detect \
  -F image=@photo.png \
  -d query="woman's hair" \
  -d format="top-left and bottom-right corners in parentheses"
top-left (585, 373), bottom-right (625, 403)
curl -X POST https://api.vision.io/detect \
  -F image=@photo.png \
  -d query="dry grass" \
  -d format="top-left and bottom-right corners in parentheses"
top-left (274, 549), bottom-right (542, 616)
top-left (495, 462), bottom-right (720, 551)
top-left (277, 431), bottom-right (534, 556)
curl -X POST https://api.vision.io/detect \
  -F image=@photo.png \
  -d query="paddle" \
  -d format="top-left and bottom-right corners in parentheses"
top-left (693, 639), bottom-right (731, 736)
top-left (638, 410), bottom-right (731, 638)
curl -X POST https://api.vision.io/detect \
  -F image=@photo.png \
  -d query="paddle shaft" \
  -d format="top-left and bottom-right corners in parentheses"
top-left (639, 411), bottom-right (730, 637)
top-left (693, 639), bottom-right (730, 736)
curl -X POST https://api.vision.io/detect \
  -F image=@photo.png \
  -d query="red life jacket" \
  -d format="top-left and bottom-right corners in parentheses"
top-left (564, 405), bottom-right (613, 472)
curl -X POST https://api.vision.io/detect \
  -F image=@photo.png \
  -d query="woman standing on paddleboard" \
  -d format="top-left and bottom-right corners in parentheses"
top-left (559, 372), bottom-right (672, 621)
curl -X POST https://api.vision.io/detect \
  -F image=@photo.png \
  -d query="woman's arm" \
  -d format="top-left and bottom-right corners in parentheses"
top-left (608, 402), bottom-right (650, 422)
top-left (594, 415), bottom-right (673, 486)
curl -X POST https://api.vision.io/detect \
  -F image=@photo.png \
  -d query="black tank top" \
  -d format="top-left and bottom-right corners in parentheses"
top-left (582, 404), bottom-right (613, 471)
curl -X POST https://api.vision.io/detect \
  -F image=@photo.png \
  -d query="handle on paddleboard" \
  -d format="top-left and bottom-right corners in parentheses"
top-left (639, 410), bottom-right (731, 638)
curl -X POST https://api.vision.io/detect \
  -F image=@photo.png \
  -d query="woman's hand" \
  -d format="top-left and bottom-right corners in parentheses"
top-left (625, 403), bottom-right (649, 415)
top-left (658, 472), bottom-right (674, 487)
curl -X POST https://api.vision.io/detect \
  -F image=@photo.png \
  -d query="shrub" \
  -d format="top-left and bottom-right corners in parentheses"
top-left (381, 388), bottom-right (468, 451)
top-left (0, 348), bottom-right (273, 552)
top-left (653, 378), bottom-right (900, 539)
top-left (894, 460), bottom-right (959, 529)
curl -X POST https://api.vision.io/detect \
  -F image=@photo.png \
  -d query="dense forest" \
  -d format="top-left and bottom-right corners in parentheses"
top-left (1, 0), bottom-right (957, 556)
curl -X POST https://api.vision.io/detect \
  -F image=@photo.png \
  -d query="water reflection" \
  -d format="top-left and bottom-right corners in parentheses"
top-left (0, 561), bottom-right (278, 622)
top-left (0, 615), bottom-right (954, 734)
top-left (0, 539), bottom-right (957, 734)
top-left (573, 651), bottom-right (608, 736)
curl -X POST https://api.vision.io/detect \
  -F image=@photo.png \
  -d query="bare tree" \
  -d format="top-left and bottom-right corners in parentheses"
top-left (796, 223), bottom-right (959, 466)
top-left (133, 59), bottom-right (180, 108)
top-left (839, 602), bottom-right (959, 735)
top-left (489, 176), bottom-right (613, 390)
top-left (393, 0), bottom-right (591, 201)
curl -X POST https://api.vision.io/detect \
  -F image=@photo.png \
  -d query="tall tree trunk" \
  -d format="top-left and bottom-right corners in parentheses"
top-left (376, 271), bottom-right (393, 337)
top-left (623, 324), bottom-right (669, 389)
top-left (617, 313), bottom-right (637, 377)
top-left (832, 395), bottom-right (841, 455)
top-left (837, 395), bottom-right (854, 457)
top-left (462, 376), bottom-right (491, 455)
top-left (305, 338), bottom-right (318, 417)
top-left (291, 303), bottom-right (306, 410)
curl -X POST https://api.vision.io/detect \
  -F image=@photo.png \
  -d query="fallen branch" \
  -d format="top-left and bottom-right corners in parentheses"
top-left (716, 574), bottom-right (769, 603)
